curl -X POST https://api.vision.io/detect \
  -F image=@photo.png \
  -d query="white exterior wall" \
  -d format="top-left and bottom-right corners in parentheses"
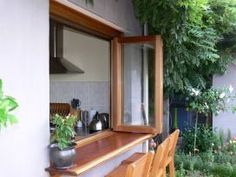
top-left (69, 0), bottom-right (142, 35)
top-left (213, 64), bottom-right (236, 137)
top-left (0, 0), bottom-right (144, 177)
top-left (0, 0), bottom-right (49, 177)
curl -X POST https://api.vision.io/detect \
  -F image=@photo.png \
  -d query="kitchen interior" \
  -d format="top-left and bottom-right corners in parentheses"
top-left (49, 20), bottom-right (111, 137)
top-left (49, 19), bottom-right (156, 138)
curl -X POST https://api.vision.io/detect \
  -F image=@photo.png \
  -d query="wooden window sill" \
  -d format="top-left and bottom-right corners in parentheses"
top-left (46, 131), bottom-right (153, 176)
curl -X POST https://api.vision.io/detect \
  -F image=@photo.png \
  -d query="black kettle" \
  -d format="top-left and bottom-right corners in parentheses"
top-left (89, 112), bottom-right (102, 133)
top-left (99, 113), bottom-right (109, 129)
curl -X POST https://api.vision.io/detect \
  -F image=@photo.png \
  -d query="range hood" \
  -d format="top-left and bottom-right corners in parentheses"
top-left (50, 57), bottom-right (84, 73)
top-left (50, 21), bottom-right (84, 74)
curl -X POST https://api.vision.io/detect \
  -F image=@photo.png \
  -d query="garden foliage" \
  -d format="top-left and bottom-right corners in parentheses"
top-left (133, 0), bottom-right (236, 97)
top-left (186, 87), bottom-right (234, 116)
top-left (182, 125), bottom-right (219, 153)
top-left (176, 127), bottom-right (236, 177)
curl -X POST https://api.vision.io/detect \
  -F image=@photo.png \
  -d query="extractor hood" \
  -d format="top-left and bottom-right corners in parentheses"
top-left (50, 57), bottom-right (84, 73)
top-left (50, 21), bottom-right (84, 74)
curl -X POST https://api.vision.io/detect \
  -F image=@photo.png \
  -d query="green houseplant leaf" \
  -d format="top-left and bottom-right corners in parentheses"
top-left (0, 79), bottom-right (19, 129)
top-left (0, 80), bottom-right (3, 99)
top-left (51, 114), bottom-right (77, 150)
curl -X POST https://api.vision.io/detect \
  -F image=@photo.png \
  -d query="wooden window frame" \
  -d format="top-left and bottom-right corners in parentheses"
top-left (112, 36), bottom-right (163, 134)
top-left (50, 0), bottom-right (123, 40)
top-left (50, 0), bottom-right (163, 136)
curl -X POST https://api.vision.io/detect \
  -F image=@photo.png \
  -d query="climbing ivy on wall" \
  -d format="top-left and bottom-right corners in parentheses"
top-left (133, 0), bottom-right (236, 97)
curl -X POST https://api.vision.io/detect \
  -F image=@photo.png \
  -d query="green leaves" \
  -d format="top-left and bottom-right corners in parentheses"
top-left (186, 87), bottom-right (234, 116)
top-left (51, 114), bottom-right (77, 150)
top-left (0, 79), bottom-right (18, 129)
top-left (0, 80), bottom-right (3, 99)
top-left (133, 0), bottom-right (236, 97)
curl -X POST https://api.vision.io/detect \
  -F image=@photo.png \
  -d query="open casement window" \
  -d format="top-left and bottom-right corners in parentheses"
top-left (112, 36), bottom-right (163, 134)
top-left (50, 1), bottom-right (164, 136)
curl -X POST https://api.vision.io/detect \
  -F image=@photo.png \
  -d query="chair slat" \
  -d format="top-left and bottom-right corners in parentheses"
top-left (106, 152), bottom-right (153, 177)
top-left (149, 137), bottom-right (170, 177)
top-left (166, 129), bottom-right (180, 177)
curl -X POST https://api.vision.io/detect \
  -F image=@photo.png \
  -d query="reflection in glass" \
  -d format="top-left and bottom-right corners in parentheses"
top-left (122, 44), bottom-right (155, 127)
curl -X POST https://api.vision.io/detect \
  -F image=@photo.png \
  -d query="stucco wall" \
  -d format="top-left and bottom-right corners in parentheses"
top-left (0, 1), bottom-right (144, 177)
top-left (0, 0), bottom-right (49, 177)
top-left (213, 64), bottom-right (236, 137)
top-left (68, 0), bottom-right (142, 35)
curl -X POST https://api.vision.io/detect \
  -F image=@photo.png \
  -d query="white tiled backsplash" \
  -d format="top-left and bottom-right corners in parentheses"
top-left (50, 81), bottom-right (110, 113)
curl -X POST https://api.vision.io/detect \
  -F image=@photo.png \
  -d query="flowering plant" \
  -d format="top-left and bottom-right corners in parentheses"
top-left (186, 86), bottom-right (235, 154)
top-left (226, 137), bottom-right (236, 155)
top-left (186, 86), bottom-right (234, 116)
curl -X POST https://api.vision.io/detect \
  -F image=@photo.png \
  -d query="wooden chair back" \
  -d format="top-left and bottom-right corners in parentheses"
top-left (166, 129), bottom-right (180, 177)
top-left (106, 129), bottom-right (180, 177)
top-left (149, 137), bottom-right (170, 177)
top-left (168, 129), bottom-right (180, 158)
top-left (124, 152), bottom-right (154, 177)
top-left (106, 152), bottom-right (154, 177)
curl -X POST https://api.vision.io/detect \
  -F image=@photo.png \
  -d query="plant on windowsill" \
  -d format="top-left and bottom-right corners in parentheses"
top-left (49, 114), bottom-right (77, 169)
top-left (0, 79), bottom-right (18, 130)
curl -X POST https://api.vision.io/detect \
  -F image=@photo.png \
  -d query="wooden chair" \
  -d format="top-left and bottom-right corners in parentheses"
top-left (106, 129), bottom-right (180, 177)
top-left (50, 103), bottom-right (71, 116)
top-left (149, 137), bottom-right (170, 177)
top-left (165, 129), bottom-right (180, 177)
top-left (106, 152), bottom-right (154, 177)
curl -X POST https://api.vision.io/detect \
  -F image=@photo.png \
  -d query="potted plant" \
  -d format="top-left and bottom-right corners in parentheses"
top-left (0, 79), bottom-right (18, 129)
top-left (49, 114), bottom-right (77, 169)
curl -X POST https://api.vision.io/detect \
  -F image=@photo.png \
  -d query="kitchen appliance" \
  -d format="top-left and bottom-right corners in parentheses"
top-left (89, 112), bottom-right (102, 133)
top-left (89, 112), bottom-right (110, 133)
top-left (88, 108), bottom-right (96, 124)
top-left (50, 20), bottom-right (84, 74)
top-left (81, 110), bottom-right (89, 127)
top-left (99, 113), bottom-right (109, 129)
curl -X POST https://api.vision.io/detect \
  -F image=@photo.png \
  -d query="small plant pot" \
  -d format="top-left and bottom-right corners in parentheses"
top-left (49, 143), bottom-right (76, 169)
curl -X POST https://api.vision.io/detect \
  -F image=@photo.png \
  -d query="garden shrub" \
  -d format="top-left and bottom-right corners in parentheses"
top-left (211, 163), bottom-right (235, 177)
top-left (182, 125), bottom-right (220, 153)
top-left (214, 151), bottom-right (232, 164)
top-left (175, 151), bottom-right (236, 177)
top-left (175, 131), bottom-right (236, 177)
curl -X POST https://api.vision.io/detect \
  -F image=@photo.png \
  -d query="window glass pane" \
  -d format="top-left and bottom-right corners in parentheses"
top-left (122, 43), bottom-right (155, 127)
